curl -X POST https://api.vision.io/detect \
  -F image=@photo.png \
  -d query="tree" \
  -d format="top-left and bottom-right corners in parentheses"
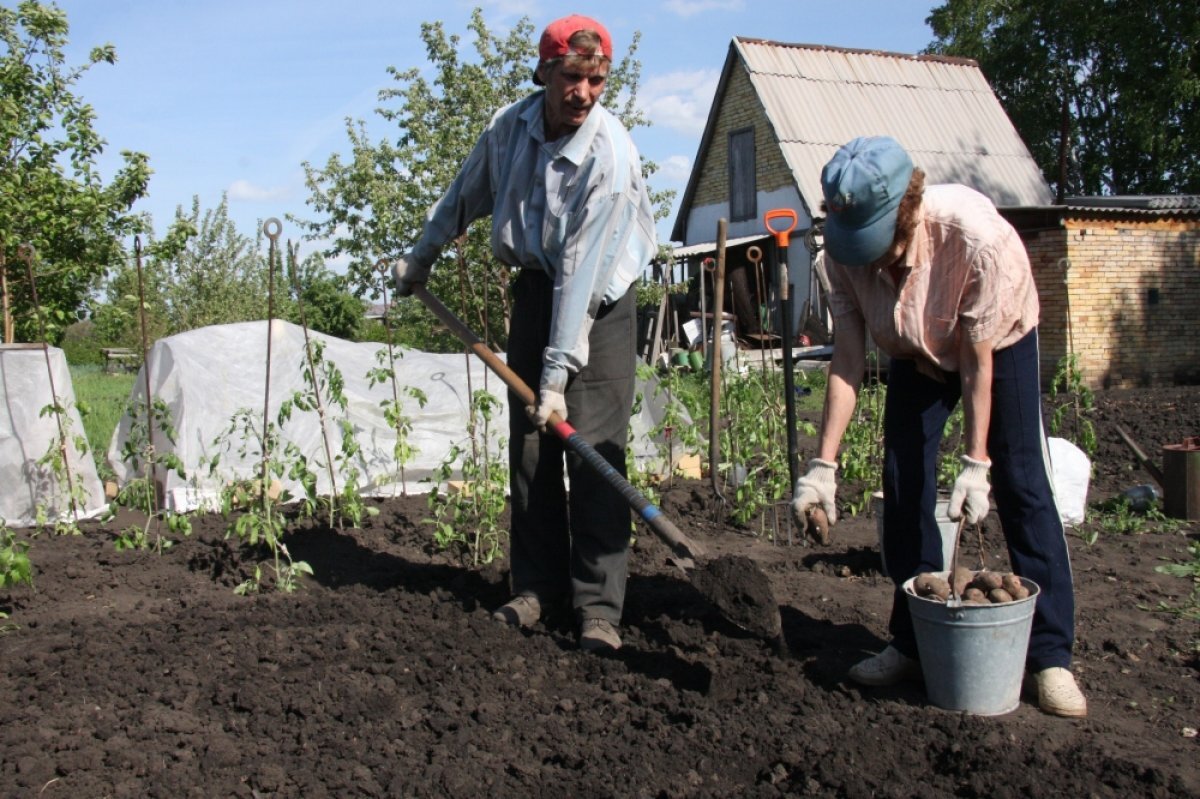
top-left (288, 252), bottom-right (365, 341)
top-left (926, 0), bottom-right (1200, 198)
top-left (1, 1), bottom-right (151, 343)
top-left (298, 8), bottom-right (672, 350)
top-left (94, 196), bottom-right (283, 349)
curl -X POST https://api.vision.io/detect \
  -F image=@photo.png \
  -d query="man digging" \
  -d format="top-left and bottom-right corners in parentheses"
top-left (393, 14), bottom-right (657, 653)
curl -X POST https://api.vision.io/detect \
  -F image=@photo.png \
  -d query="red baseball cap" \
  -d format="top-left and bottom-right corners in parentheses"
top-left (538, 14), bottom-right (612, 63)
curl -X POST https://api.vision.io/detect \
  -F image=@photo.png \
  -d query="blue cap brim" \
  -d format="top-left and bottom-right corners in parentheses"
top-left (824, 203), bottom-right (900, 267)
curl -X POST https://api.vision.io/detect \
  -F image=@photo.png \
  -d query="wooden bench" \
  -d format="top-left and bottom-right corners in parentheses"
top-left (101, 347), bottom-right (138, 373)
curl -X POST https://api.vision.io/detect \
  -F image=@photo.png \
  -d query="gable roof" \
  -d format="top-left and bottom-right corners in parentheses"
top-left (671, 38), bottom-right (1054, 243)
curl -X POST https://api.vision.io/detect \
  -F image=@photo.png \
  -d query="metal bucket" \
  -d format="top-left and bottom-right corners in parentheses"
top-left (872, 492), bottom-right (958, 577)
top-left (1162, 436), bottom-right (1200, 520)
top-left (903, 573), bottom-right (1040, 715)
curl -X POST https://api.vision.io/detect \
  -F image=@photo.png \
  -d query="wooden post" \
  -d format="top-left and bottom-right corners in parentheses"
top-left (1, 251), bottom-right (12, 344)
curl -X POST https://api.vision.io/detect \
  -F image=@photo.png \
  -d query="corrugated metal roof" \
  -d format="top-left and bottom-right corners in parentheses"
top-left (671, 233), bottom-right (769, 259)
top-left (1065, 195), bottom-right (1200, 210)
top-left (735, 39), bottom-right (1054, 213)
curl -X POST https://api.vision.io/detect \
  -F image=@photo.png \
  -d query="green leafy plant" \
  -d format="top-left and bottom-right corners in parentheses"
top-left (34, 400), bottom-right (90, 535)
top-left (1154, 540), bottom-right (1200, 635)
top-left (208, 410), bottom-right (312, 594)
top-left (1047, 353), bottom-right (1097, 456)
top-left (0, 522), bottom-right (33, 590)
top-left (721, 367), bottom-right (798, 531)
top-left (366, 346), bottom-right (429, 495)
top-left (108, 396), bottom-right (192, 552)
top-left (840, 375), bottom-right (886, 516)
top-left (278, 336), bottom-right (379, 530)
top-left (425, 389), bottom-right (508, 565)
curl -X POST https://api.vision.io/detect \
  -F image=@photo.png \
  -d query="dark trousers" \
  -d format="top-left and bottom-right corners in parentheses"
top-left (881, 329), bottom-right (1075, 671)
top-left (506, 270), bottom-right (636, 625)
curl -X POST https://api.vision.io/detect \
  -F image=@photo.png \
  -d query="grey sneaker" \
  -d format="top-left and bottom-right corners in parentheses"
top-left (1034, 667), bottom-right (1087, 717)
top-left (579, 618), bottom-right (622, 652)
top-left (491, 595), bottom-right (542, 628)
top-left (848, 645), bottom-right (922, 686)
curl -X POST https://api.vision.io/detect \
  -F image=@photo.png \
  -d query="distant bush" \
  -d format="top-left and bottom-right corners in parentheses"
top-left (59, 321), bottom-right (105, 366)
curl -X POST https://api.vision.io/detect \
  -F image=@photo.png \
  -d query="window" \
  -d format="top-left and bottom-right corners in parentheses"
top-left (728, 127), bottom-right (756, 222)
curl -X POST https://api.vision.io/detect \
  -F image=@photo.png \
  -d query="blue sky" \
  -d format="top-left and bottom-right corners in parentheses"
top-left (55, 0), bottom-right (939, 267)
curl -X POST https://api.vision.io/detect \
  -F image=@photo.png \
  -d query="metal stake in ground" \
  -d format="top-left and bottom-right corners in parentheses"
top-left (411, 284), bottom-right (783, 641)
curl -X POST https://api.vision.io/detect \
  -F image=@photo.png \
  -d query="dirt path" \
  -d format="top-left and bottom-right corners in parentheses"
top-left (1, 387), bottom-right (1197, 797)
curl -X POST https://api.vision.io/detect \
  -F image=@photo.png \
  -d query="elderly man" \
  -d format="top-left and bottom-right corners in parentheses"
top-left (393, 15), bottom-right (656, 653)
top-left (792, 136), bottom-right (1087, 717)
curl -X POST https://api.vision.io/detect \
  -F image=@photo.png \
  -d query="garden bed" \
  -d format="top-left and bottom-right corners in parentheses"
top-left (1, 386), bottom-right (1197, 797)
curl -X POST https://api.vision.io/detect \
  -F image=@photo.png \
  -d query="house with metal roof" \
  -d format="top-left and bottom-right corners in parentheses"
top-left (668, 38), bottom-right (1052, 345)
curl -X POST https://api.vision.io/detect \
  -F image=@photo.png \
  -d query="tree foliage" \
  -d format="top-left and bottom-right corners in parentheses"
top-left (925, 0), bottom-right (1200, 198)
top-left (95, 196), bottom-right (365, 349)
top-left (298, 8), bottom-right (672, 350)
top-left (1, 0), bottom-right (151, 343)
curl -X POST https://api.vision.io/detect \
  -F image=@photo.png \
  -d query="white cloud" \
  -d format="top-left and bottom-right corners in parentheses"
top-left (657, 155), bottom-right (693, 183)
top-left (640, 68), bottom-right (720, 137)
top-left (227, 179), bottom-right (295, 203)
top-left (662, 0), bottom-right (744, 18)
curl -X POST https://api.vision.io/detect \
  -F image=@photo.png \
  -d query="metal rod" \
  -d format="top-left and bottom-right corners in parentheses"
top-left (288, 240), bottom-right (339, 520)
top-left (133, 237), bottom-right (160, 523)
top-left (261, 219), bottom-right (282, 505)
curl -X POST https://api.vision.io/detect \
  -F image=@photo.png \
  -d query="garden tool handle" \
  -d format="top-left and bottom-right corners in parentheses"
top-left (764, 208), bottom-right (798, 247)
top-left (411, 285), bottom-right (706, 564)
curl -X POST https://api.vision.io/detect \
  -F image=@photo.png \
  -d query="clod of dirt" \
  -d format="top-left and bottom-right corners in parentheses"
top-left (689, 555), bottom-right (782, 640)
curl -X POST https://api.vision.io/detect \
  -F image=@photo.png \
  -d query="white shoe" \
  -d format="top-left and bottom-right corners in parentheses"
top-left (1035, 667), bottom-right (1087, 717)
top-left (848, 646), bottom-right (922, 686)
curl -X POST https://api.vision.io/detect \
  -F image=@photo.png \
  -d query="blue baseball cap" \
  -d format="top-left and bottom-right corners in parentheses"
top-left (820, 136), bottom-right (914, 266)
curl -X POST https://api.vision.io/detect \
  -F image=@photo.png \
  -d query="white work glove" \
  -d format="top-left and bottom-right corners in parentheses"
top-left (524, 389), bottom-right (567, 432)
top-left (392, 253), bottom-right (431, 298)
top-left (948, 454), bottom-right (991, 524)
top-left (791, 458), bottom-right (839, 527)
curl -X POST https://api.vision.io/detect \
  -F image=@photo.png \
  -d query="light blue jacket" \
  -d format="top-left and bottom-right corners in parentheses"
top-left (410, 92), bottom-right (657, 392)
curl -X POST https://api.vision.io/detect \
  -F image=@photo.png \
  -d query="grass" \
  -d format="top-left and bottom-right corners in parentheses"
top-left (70, 365), bottom-right (136, 476)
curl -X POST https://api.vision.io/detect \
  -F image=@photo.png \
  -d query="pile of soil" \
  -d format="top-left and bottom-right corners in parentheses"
top-left (1, 386), bottom-right (1197, 798)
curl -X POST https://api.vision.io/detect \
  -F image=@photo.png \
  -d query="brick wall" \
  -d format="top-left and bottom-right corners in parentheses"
top-left (692, 63), bottom-right (792, 208)
top-left (1027, 217), bottom-right (1200, 388)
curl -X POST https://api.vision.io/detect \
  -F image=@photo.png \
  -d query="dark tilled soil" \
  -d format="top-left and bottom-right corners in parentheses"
top-left (1, 387), bottom-right (1197, 798)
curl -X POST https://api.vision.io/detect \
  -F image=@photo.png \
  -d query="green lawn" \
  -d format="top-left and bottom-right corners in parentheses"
top-left (70, 365), bottom-right (136, 476)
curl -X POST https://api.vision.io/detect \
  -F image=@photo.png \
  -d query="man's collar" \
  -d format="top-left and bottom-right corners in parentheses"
top-left (520, 91), bottom-right (604, 164)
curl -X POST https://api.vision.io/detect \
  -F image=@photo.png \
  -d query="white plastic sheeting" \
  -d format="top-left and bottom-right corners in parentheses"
top-left (1048, 436), bottom-right (1091, 527)
top-left (1, 345), bottom-right (106, 527)
top-left (106, 321), bottom-right (685, 512)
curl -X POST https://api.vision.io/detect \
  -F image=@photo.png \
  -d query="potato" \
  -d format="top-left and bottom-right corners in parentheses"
top-left (805, 507), bottom-right (831, 546)
top-left (988, 588), bottom-right (1014, 604)
top-left (1001, 573), bottom-right (1030, 600)
top-left (914, 572), bottom-right (951, 601)
top-left (963, 587), bottom-right (987, 602)
top-left (951, 566), bottom-right (974, 597)
top-left (972, 570), bottom-right (1004, 592)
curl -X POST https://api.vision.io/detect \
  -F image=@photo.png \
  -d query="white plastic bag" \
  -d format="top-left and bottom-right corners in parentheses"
top-left (1048, 437), bottom-right (1090, 526)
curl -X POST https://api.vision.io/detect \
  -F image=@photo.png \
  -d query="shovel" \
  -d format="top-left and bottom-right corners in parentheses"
top-left (412, 284), bottom-right (782, 640)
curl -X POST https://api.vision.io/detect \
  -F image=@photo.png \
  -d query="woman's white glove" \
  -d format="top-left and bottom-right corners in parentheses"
top-left (525, 389), bottom-right (567, 432)
top-left (948, 454), bottom-right (991, 523)
top-left (791, 458), bottom-right (839, 527)
top-left (393, 253), bottom-right (431, 297)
